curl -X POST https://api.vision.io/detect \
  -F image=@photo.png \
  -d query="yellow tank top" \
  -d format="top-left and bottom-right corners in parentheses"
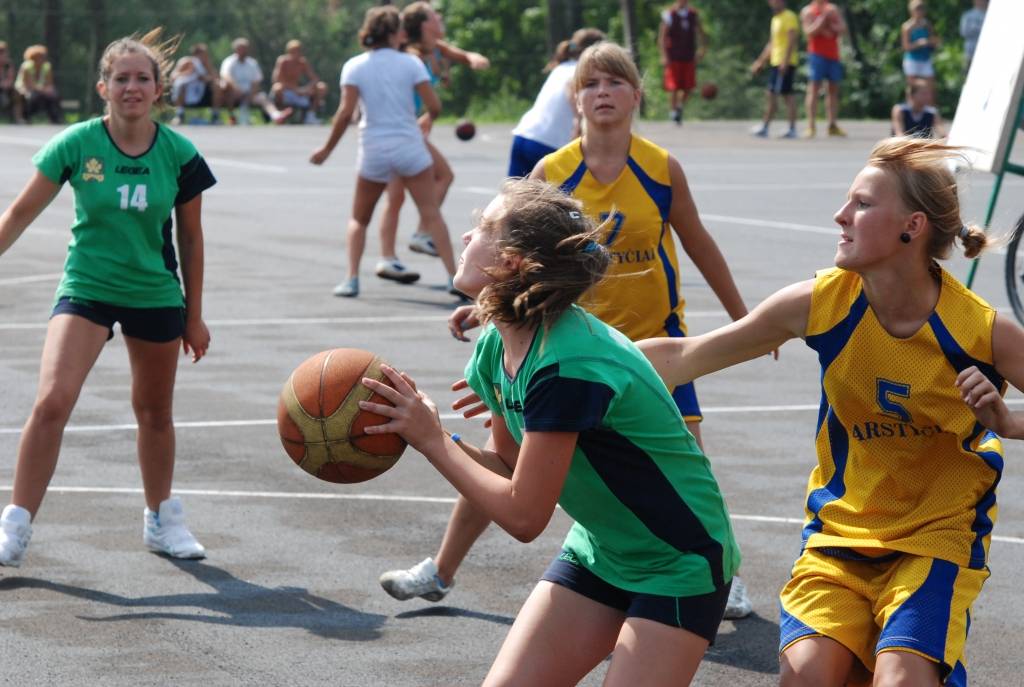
top-left (544, 134), bottom-right (686, 341)
top-left (803, 267), bottom-right (1004, 569)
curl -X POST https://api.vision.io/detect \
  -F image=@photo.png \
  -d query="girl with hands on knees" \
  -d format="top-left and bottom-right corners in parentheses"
top-left (363, 179), bottom-right (740, 687)
top-left (0, 30), bottom-right (215, 568)
top-left (640, 137), bottom-right (1024, 687)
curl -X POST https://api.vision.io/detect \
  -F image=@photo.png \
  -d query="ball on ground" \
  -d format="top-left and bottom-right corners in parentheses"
top-left (701, 83), bottom-right (718, 100)
top-left (277, 348), bottom-right (407, 484)
top-left (455, 119), bottom-right (476, 141)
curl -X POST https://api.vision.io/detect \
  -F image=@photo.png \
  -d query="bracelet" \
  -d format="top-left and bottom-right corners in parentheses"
top-left (449, 433), bottom-right (461, 444)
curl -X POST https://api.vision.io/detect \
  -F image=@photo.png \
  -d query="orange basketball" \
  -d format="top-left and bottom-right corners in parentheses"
top-left (701, 82), bottom-right (718, 100)
top-left (277, 348), bottom-right (407, 483)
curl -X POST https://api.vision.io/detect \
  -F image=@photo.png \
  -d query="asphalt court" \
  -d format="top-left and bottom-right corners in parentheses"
top-left (2, 121), bottom-right (1024, 686)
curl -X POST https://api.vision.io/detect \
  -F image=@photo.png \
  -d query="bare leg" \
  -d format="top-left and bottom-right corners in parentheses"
top-left (785, 94), bottom-right (797, 129)
top-left (346, 176), bottom-right (389, 280)
top-left (403, 165), bottom-right (456, 277)
top-left (780, 636), bottom-right (858, 687)
top-left (685, 420), bottom-right (703, 452)
top-left (434, 495), bottom-right (491, 584)
top-left (805, 81), bottom-right (821, 132)
top-left (603, 618), bottom-right (709, 687)
top-left (484, 581), bottom-right (622, 687)
top-left (125, 336), bottom-right (181, 511)
top-left (11, 315), bottom-right (108, 516)
top-left (378, 178), bottom-right (406, 258)
top-left (763, 91), bottom-right (778, 126)
top-left (872, 650), bottom-right (941, 687)
top-left (826, 81), bottom-right (840, 128)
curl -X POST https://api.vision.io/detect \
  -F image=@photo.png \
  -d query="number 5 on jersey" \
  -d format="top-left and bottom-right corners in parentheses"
top-left (116, 184), bottom-right (148, 212)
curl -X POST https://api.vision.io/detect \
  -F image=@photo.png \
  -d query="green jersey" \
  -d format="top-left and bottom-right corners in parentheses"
top-left (33, 118), bottom-right (216, 308)
top-left (465, 306), bottom-right (740, 596)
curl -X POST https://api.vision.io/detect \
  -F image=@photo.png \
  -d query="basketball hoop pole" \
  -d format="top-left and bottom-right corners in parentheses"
top-left (966, 96), bottom-right (1024, 288)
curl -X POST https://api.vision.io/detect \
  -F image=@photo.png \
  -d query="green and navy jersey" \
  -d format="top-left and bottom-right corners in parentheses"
top-left (465, 306), bottom-right (740, 596)
top-left (33, 117), bottom-right (216, 308)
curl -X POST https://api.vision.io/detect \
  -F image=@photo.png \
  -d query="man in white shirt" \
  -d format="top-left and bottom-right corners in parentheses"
top-left (219, 38), bottom-right (291, 125)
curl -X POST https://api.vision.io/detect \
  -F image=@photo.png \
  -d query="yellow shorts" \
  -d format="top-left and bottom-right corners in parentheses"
top-left (779, 548), bottom-right (989, 685)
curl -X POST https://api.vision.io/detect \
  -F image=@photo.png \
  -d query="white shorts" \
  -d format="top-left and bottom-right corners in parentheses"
top-left (357, 137), bottom-right (432, 184)
top-left (171, 79), bottom-right (208, 107)
top-left (903, 57), bottom-right (934, 79)
top-left (280, 89), bottom-right (311, 109)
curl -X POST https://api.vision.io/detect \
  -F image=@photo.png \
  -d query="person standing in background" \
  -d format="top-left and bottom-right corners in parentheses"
top-left (801, 0), bottom-right (846, 138)
top-left (658, 0), bottom-right (707, 126)
top-left (900, 1), bottom-right (940, 102)
top-left (959, 0), bottom-right (987, 73)
top-left (750, 0), bottom-right (800, 139)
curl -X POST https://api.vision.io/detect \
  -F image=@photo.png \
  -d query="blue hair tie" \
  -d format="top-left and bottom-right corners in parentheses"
top-left (583, 240), bottom-right (600, 253)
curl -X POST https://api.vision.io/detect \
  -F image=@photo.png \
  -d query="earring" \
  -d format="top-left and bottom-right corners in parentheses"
top-left (900, 232), bottom-right (911, 244)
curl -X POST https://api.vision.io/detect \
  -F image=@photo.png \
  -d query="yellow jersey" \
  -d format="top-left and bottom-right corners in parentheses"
top-left (544, 134), bottom-right (686, 341)
top-left (802, 267), bottom-right (1004, 569)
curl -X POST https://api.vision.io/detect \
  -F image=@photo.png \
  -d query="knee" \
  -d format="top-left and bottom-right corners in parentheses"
top-left (133, 401), bottom-right (173, 431)
top-left (30, 390), bottom-right (76, 427)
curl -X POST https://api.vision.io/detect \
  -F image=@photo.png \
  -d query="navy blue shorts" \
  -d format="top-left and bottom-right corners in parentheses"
top-left (52, 297), bottom-right (185, 343)
top-left (808, 53), bottom-right (844, 83)
top-left (767, 66), bottom-right (795, 95)
top-left (542, 549), bottom-right (732, 644)
top-left (507, 135), bottom-right (557, 179)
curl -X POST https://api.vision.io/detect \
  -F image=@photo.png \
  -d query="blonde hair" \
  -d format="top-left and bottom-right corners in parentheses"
top-left (867, 137), bottom-right (987, 261)
top-left (99, 28), bottom-right (180, 93)
top-left (24, 44), bottom-right (47, 61)
top-left (475, 179), bottom-right (611, 331)
top-left (573, 42), bottom-right (642, 94)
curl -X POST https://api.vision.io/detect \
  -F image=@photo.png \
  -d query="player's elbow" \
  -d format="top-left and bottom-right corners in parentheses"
top-left (504, 508), bottom-right (550, 543)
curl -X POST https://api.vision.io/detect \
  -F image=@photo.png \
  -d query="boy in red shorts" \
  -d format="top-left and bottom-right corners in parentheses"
top-left (658, 0), bottom-right (707, 125)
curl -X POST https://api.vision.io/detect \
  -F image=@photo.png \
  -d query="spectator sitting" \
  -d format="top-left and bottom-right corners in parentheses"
top-left (271, 39), bottom-right (327, 124)
top-left (0, 41), bottom-right (15, 121)
top-left (891, 79), bottom-right (945, 139)
top-left (170, 43), bottom-right (222, 125)
top-left (14, 44), bottom-right (61, 124)
top-left (219, 37), bottom-right (292, 125)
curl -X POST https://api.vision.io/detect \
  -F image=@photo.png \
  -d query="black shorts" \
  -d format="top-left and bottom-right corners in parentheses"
top-left (541, 550), bottom-right (732, 644)
top-left (767, 66), bottom-right (795, 95)
top-left (52, 296), bottom-right (185, 343)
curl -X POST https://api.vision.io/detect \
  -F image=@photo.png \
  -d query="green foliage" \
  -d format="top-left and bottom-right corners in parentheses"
top-left (0, 0), bottom-right (979, 122)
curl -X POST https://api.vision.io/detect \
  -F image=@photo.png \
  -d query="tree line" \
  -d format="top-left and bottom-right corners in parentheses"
top-left (0, 0), bottom-right (975, 122)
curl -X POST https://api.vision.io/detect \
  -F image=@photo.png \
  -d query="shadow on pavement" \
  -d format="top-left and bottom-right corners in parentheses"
top-left (0, 558), bottom-right (386, 641)
top-left (704, 612), bottom-right (780, 675)
top-left (395, 605), bottom-right (514, 626)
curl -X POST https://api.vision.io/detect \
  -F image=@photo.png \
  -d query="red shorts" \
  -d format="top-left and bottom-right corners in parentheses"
top-left (664, 60), bottom-right (696, 92)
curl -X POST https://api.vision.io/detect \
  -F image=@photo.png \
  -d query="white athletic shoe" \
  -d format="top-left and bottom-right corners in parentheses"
top-left (333, 277), bottom-right (359, 298)
top-left (379, 557), bottom-right (453, 602)
top-left (375, 258), bottom-right (420, 284)
top-left (723, 575), bottom-right (753, 619)
top-left (143, 497), bottom-right (206, 559)
top-left (0, 504), bottom-right (32, 568)
top-left (408, 232), bottom-right (439, 257)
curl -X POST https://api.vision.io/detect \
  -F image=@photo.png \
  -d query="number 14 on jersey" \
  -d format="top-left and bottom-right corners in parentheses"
top-left (116, 184), bottom-right (148, 212)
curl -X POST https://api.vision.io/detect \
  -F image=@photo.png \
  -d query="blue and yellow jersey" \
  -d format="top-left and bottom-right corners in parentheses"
top-left (802, 267), bottom-right (1004, 569)
top-left (544, 134), bottom-right (686, 341)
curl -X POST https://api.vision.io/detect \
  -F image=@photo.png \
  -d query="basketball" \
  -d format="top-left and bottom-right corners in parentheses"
top-left (701, 83), bottom-right (718, 100)
top-left (277, 348), bottom-right (407, 484)
top-left (455, 119), bottom-right (476, 141)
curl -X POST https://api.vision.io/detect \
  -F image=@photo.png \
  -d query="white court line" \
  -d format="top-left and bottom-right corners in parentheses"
top-left (1, 484), bottom-right (1020, 545)
top-left (0, 134), bottom-right (48, 147)
top-left (703, 213), bottom-right (837, 236)
top-left (692, 182), bottom-right (848, 192)
top-left (204, 157), bottom-right (289, 173)
top-left (0, 311), bottom-right (733, 331)
top-left (0, 272), bottom-right (62, 286)
top-left (6, 400), bottom-right (1024, 435)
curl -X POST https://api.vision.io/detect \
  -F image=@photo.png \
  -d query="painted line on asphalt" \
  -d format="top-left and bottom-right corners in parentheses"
top-left (0, 484), bottom-right (1019, 545)
top-left (5, 399), bottom-right (1024, 435)
top-left (0, 311), bottom-right (730, 330)
top-left (0, 272), bottom-right (63, 286)
top-left (703, 213), bottom-right (837, 236)
top-left (204, 157), bottom-right (289, 173)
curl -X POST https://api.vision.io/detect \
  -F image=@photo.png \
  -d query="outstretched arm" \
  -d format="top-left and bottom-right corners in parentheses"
top-left (0, 171), bottom-right (61, 256)
top-left (436, 40), bottom-right (489, 70)
top-left (638, 279), bottom-right (811, 389)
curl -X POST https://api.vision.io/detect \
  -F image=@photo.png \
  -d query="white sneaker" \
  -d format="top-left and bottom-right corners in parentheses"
top-left (143, 497), bottom-right (206, 559)
top-left (303, 111), bottom-right (321, 125)
top-left (333, 277), bottom-right (359, 298)
top-left (408, 232), bottom-right (439, 257)
top-left (375, 258), bottom-right (420, 284)
top-left (379, 557), bottom-right (453, 602)
top-left (0, 504), bottom-right (32, 568)
top-left (723, 575), bottom-right (753, 619)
